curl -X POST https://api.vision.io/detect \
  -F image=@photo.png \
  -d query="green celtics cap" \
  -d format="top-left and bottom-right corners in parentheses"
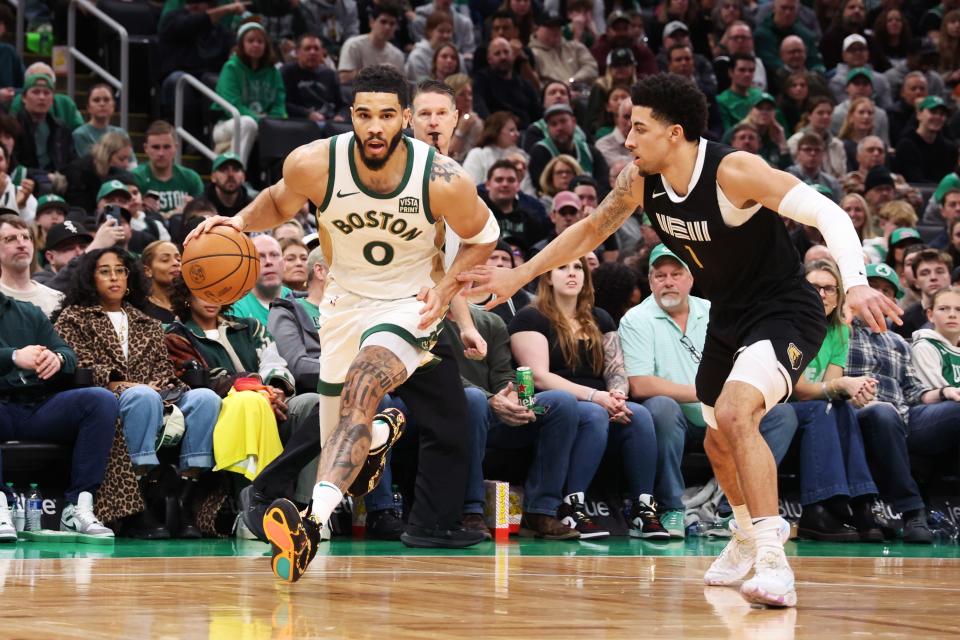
top-left (865, 263), bottom-right (903, 299)
top-left (845, 67), bottom-right (874, 85)
top-left (918, 95), bottom-right (948, 113)
top-left (889, 227), bottom-right (921, 246)
top-left (750, 91), bottom-right (776, 108)
top-left (36, 193), bottom-right (69, 214)
top-left (649, 243), bottom-right (688, 270)
top-left (96, 179), bottom-right (130, 201)
top-left (212, 152), bottom-right (244, 172)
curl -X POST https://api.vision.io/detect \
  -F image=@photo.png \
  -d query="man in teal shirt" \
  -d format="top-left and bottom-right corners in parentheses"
top-left (230, 234), bottom-right (291, 328)
top-left (619, 245), bottom-right (798, 537)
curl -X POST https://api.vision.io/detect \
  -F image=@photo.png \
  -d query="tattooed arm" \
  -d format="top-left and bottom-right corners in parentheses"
top-left (457, 164), bottom-right (645, 308)
top-left (602, 332), bottom-right (629, 396)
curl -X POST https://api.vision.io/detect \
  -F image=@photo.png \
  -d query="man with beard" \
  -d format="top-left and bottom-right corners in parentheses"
top-left (472, 37), bottom-right (541, 128)
top-left (459, 74), bottom-right (900, 608)
top-left (204, 152), bottom-right (253, 217)
top-left (188, 65), bottom-right (498, 582)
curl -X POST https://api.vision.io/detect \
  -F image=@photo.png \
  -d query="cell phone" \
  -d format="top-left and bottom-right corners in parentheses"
top-left (103, 204), bottom-right (126, 225)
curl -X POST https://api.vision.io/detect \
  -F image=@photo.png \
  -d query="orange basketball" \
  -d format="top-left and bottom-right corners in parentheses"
top-left (181, 226), bottom-right (260, 305)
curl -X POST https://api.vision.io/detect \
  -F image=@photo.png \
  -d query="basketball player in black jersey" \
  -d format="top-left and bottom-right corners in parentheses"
top-left (459, 74), bottom-right (902, 608)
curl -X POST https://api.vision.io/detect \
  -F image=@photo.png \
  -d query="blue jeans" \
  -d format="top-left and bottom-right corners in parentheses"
top-left (856, 403), bottom-right (925, 513)
top-left (643, 397), bottom-right (798, 511)
top-left (793, 399), bottom-right (878, 505)
top-left (0, 388), bottom-right (118, 503)
top-left (567, 400), bottom-right (657, 497)
top-left (907, 401), bottom-right (960, 456)
top-left (118, 386), bottom-right (220, 471)
top-left (463, 388), bottom-right (579, 517)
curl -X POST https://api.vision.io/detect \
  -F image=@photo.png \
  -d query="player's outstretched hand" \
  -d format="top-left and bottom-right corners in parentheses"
top-left (844, 284), bottom-right (903, 332)
top-left (183, 215), bottom-right (246, 247)
top-left (456, 265), bottom-right (525, 310)
top-left (416, 286), bottom-right (449, 330)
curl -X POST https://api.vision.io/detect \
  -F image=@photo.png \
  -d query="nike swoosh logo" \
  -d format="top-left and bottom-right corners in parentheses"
top-left (337, 189), bottom-right (360, 198)
top-left (652, 191), bottom-right (666, 198)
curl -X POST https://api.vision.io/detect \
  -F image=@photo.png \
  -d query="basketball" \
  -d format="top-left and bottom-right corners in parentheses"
top-left (181, 226), bottom-right (260, 305)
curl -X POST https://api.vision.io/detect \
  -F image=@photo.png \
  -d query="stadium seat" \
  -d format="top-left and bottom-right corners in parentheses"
top-left (257, 118), bottom-right (326, 183)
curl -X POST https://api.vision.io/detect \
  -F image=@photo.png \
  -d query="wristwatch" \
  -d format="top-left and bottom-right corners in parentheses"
top-left (56, 352), bottom-right (65, 367)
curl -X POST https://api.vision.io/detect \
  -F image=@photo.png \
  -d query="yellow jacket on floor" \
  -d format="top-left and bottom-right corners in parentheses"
top-left (213, 389), bottom-right (283, 480)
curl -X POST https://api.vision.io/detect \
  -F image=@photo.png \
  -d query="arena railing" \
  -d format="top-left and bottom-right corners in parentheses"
top-left (6, 0), bottom-right (24, 55)
top-left (173, 73), bottom-right (241, 163)
top-left (66, 0), bottom-right (128, 131)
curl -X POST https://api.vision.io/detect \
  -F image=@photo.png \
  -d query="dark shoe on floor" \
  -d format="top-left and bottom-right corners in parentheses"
top-left (263, 499), bottom-right (322, 583)
top-left (122, 509), bottom-right (170, 540)
top-left (366, 508), bottom-right (404, 541)
top-left (848, 499), bottom-right (885, 542)
top-left (177, 478), bottom-right (202, 539)
top-left (400, 524), bottom-right (487, 548)
top-left (902, 511), bottom-right (934, 544)
top-left (519, 513), bottom-right (580, 540)
top-left (798, 503), bottom-right (859, 542)
top-left (462, 513), bottom-right (492, 541)
top-left (558, 492), bottom-right (609, 539)
top-left (239, 485), bottom-right (269, 542)
top-left (348, 408), bottom-right (406, 497)
top-left (629, 496), bottom-right (671, 540)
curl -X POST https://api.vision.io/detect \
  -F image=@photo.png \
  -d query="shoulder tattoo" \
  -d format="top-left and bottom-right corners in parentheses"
top-left (429, 155), bottom-right (461, 184)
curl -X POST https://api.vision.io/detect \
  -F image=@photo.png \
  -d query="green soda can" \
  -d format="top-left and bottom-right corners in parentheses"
top-left (516, 366), bottom-right (535, 409)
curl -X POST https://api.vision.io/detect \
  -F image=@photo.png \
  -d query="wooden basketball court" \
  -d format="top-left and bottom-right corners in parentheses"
top-left (3, 539), bottom-right (960, 638)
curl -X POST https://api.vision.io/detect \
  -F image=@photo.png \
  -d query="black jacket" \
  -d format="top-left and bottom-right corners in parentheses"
top-left (280, 62), bottom-right (343, 119)
top-left (158, 9), bottom-right (235, 79)
top-left (203, 182), bottom-right (254, 218)
top-left (15, 110), bottom-right (77, 174)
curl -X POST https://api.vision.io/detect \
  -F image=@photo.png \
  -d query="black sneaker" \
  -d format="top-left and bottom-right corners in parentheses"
top-left (558, 493), bottom-right (609, 539)
top-left (263, 499), bottom-right (322, 583)
top-left (239, 485), bottom-right (269, 542)
top-left (348, 408), bottom-right (406, 497)
top-left (902, 510), bottom-right (934, 544)
top-left (366, 508), bottom-right (404, 541)
top-left (400, 524), bottom-right (487, 548)
top-left (629, 497), bottom-right (670, 540)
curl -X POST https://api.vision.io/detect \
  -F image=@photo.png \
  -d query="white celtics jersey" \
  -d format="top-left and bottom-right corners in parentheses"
top-left (316, 133), bottom-right (446, 299)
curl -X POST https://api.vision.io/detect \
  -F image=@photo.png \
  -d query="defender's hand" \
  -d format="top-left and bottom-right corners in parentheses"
top-left (844, 285), bottom-right (903, 332)
top-left (460, 326), bottom-right (487, 360)
top-left (456, 265), bottom-right (525, 311)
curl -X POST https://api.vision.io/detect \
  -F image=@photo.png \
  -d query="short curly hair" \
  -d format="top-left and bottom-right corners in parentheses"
top-left (54, 248), bottom-right (149, 321)
top-left (630, 73), bottom-right (707, 142)
top-left (168, 275), bottom-right (233, 322)
top-left (354, 64), bottom-right (410, 109)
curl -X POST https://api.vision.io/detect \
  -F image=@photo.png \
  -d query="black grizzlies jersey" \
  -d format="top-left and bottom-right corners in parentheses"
top-left (644, 140), bottom-right (805, 308)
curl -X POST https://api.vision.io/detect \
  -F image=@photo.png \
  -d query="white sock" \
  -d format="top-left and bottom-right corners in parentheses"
top-left (310, 481), bottom-right (343, 525)
top-left (371, 416), bottom-right (389, 452)
top-left (732, 504), bottom-right (754, 537)
top-left (752, 516), bottom-right (785, 556)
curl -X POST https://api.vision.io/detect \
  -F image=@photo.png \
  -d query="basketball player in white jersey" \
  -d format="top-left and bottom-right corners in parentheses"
top-left (187, 65), bottom-right (499, 582)
top-left (459, 74), bottom-right (902, 607)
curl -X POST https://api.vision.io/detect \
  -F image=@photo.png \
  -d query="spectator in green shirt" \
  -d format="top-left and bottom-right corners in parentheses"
top-left (11, 62), bottom-right (84, 131)
top-left (716, 53), bottom-right (762, 132)
top-left (132, 120), bottom-right (204, 216)
top-left (72, 84), bottom-right (128, 157)
top-left (753, 0), bottom-right (825, 73)
top-left (212, 21), bottom-right (287, 167)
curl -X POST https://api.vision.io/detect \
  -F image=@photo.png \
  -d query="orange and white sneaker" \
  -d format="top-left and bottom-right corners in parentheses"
top-left (263, 499), bottom-right (324, 583)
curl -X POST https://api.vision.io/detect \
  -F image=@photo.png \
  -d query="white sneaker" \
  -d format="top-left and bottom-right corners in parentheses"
top-left (740, 547), bottom-right (798, 608)
top-left (704, 518), bottom-right (790, 586)
top-left (0, 494), bottom-right (17, 543)
top-left (61, 492), bottom-right (114, 538)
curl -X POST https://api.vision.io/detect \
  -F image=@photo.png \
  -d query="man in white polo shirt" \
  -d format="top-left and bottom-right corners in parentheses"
top-left (619, 244), bottom-right (798, 538)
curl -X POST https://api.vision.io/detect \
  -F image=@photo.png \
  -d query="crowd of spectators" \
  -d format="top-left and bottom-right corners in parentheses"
top-left (1, 0), bottom-right (960, 544)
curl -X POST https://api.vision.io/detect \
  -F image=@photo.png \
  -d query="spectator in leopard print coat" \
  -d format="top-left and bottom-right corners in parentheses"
top-left (54, 248), bottom-right (221, 539)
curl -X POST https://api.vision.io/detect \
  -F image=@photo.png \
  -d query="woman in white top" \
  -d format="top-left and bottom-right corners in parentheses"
top-left (462, 111), bottom-right (528, 185)
top-left (0, 143), bottom-right (36, 221)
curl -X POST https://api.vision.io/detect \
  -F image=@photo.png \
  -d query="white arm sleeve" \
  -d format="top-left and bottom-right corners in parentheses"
top-left (777, 182), bottom-right (869, 290)
top-left (460, 207), bottom-right (500, 245)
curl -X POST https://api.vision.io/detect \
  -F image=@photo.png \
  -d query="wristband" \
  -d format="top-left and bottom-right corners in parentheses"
top-left (940, 387), bottom-right (948, 402)
top-left (11, 349), bottom-right (17, 367)
top-left (821, 382), bottom-right (829, 400)
top-left (587, 389), bottom-right (597, 403)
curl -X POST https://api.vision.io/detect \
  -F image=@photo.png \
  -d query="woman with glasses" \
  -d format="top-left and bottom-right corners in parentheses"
top-left (53, 248), bottom-right (221, 538)
top-left (789, 259), bottom-right (885, 542)
top-left (509, 257), bottom-right (667, 540)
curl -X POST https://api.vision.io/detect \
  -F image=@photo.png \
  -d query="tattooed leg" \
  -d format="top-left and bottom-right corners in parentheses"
top-left (316, 345), bottom-right (408, 492)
